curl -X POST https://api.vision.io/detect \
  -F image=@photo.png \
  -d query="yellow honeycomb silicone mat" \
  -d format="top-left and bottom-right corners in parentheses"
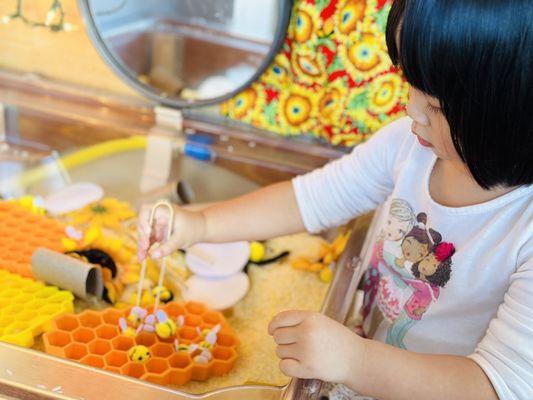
top-left (0, 269), bottom-right (74, 348)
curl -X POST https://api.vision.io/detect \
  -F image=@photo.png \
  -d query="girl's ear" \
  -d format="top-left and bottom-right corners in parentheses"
top-left (429, 229), bottom-right (442, 244)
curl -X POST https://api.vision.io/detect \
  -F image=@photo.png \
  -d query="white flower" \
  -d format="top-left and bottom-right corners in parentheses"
top-left (62, 22), bottom-right (74, 32)
top-left (1, 15), bottom-right (11, 24)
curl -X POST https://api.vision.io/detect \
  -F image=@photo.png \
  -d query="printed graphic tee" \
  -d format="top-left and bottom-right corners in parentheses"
top-left (292, 117), bottom-right (533, 400)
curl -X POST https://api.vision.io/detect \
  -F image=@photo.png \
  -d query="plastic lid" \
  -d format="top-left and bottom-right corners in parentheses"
top-left (44, 182), bottom-right (104, 215)
top-left (182, 273), bottom-right (250, 310)
top-left (186, 242), bottom-right (250, 278)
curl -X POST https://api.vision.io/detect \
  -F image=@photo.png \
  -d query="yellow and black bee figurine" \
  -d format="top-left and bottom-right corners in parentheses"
top-left (154, 310), bottom-right (177, 339)
top-left (152, 285), bottom-right (174, 303)
top-left (128, 345), bottom-right (151, 363)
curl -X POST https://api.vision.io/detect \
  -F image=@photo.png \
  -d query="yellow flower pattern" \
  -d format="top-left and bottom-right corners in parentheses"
top-left (66, 198), bottom-right (136, 230)
top-left (221, 0), bottom-right (408, 146)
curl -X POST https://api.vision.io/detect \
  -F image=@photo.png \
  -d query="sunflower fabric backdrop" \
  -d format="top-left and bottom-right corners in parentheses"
top-left (221, 0), bottom-right (408, 147)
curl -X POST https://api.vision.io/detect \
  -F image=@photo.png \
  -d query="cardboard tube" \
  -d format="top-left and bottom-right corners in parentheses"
top-left (32, 248), bottom-right (104, 299)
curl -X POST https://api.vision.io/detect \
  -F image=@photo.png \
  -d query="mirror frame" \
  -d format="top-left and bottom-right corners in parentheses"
top-left (77, 0), bottom-right (293, 108)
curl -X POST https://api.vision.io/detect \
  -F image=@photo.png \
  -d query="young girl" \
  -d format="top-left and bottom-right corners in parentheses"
top-left (138, 1), bottom-right (532, 399)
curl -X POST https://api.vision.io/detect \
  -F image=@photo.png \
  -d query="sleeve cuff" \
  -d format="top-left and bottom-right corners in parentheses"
top-left (292, 175), bottom-right (324, 234)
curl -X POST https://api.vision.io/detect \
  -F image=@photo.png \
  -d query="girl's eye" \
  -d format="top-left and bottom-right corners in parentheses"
top-left (426, 103), bottom-right (442, 114)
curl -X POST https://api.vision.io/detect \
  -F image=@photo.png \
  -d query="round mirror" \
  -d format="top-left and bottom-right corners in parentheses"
top-left (78, 0), bottom-right (292, 107)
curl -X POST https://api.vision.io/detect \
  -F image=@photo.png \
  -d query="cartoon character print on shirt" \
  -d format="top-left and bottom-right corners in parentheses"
top-left (361, 199), bottom-right (416, 321)
top-left (362, 199), bottom-right (455, 349)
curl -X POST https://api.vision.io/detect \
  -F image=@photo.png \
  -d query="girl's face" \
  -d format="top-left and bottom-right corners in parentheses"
top-left (406, 87), bottom-right (462, 162)
top-left (401, 236), bottom-right (428, 263)
top-left (418, 253), bottom-right (439, 279)
top-left (383, 217), bottom-right (411, 241)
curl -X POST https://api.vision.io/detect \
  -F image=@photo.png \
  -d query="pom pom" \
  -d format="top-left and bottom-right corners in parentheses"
top-left (435, 242), bottom-right (455, 261)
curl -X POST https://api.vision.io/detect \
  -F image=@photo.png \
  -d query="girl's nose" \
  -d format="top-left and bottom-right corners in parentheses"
top-left (406, 88), bottom-right (430, 126)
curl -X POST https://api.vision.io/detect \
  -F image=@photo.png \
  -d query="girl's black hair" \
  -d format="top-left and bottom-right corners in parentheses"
top-left (386, 0), bottom-right (533, 189)
top-left (412, 258), bottom-right (452, 288)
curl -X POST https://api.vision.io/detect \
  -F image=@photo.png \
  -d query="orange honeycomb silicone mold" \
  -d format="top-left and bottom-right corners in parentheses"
top-left (0, 269), bottom-right (75, 347)
top-left (43, 302), bottom-right (239, 386)
top-left (0, 201), bottom-right (64, 278)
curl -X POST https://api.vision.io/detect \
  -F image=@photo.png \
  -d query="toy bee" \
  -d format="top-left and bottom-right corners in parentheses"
top-left (152, 285), bottom-right (174, 303)
top-left (118, 317), bottom-right (137, 338)
top-left (193, 350), bottom-right (212, 365)
top-left (128, 345), bottom-right (151, 363)
top-left (174, 338), bottom-right (190, 352)
top-left (195, 324), bottom-right (220, 349)
top-left (154, 310), bottom-right (177, 339)
top-left (127, 306), bottom-right (148, 327)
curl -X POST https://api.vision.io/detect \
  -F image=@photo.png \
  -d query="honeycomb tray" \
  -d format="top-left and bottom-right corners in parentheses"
top-left (43, 302), bottom-right (239, 386)
top-left (0, 201), bottom-right (64, 278)
top-left (0, 269), bottom-right (75, 347)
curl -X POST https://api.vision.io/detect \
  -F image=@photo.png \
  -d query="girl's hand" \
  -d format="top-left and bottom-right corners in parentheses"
top-left (137, 203), bottom-right (207, 260)
top-left (268, 310), bottom-right (365, 385)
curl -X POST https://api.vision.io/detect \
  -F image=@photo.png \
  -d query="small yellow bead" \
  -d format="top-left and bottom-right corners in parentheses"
top-left (249, 241), bottom-right (266, 263)
top-left (319, 267), bottom-right (333, 283)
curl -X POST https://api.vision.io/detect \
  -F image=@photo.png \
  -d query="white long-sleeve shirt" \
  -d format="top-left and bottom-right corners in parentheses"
top-left (293, 117), bottom-right (533, 399)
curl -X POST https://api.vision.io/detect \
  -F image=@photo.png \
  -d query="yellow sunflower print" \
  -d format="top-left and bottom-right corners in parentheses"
top-left (260, 55), bottom-right (292, 87)
top-left (335, 0), bottom-right (368, 35)
top-left (368, 72), bottom-right (405, 114)
top-left (220, 0), bottom-right (408, 147)
top-left (339, 31), bottom-right (390, 81)
top-left (221, 86), bottom-right (262, 120)
top-left (279, 84), bottom-right (318, 134)
top-left (318, 85), bottom-right (347, 124)
top-left (292, 3), bottom-right (320, 44)
top-left (67, 198), bottom-right (136, 230)
top-left (290, 49), bottom-right (328, 86)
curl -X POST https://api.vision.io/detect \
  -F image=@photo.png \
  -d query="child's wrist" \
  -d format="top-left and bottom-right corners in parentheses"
top-left (195, 210), bottom-right (208, 244)
top-left (341, 334), bottom-right (368, 391)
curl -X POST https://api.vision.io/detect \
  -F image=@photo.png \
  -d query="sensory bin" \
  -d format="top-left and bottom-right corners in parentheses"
top-left (0, 197), bottom-right (334, 393)
top-left (43, 302), bottom-right (239, 386)
top-left (0, 269), bottom-right (74, 348)
top-left (0, 201), bottom-right (64, 278)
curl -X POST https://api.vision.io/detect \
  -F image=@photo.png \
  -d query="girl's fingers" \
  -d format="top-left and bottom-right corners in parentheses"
top-left (272, 326), bottom-right (298, 345)
top-left (275, 343), bottom-right (300, 360)
top-left (151, 234), bottom-right (180, 259)
top-left (279, 358), bottom-right (302, 378)
top-left (137, 206), bottom-right (152, 236)
top-left (268, 310), bottom-right (307, 335)
top-left (154, 223), bottom-right (167, 243)
top-left (137, 236), bottom-right (151, 261)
